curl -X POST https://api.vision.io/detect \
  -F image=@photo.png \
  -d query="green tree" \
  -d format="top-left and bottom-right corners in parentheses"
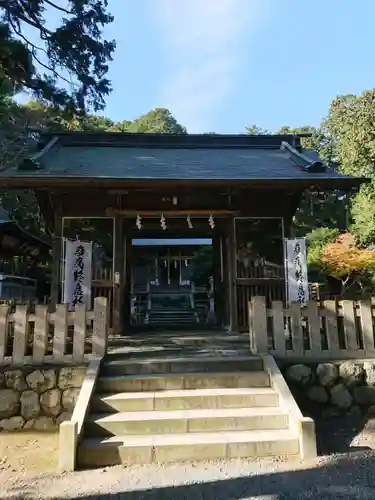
top-left (306, 227), bottom-right (341, 277)
top-left (351, 178), bottom-right (375, 248)
top-left (321, 234), bottom-right (375, 296)
top-left (244, 123), bottom-right (345, 236)
top-left (276, 125), bottom-right (347, 236)
top-left (0, 89), bottom-right (38, 171)
top-left (107, 120), bottom-right (132, 132)
top-left (0, 0), bottom-right (115, 113)
top-left (319, 92), bottom-right (375, 176)
top-left (277, 125), bottom-right (318, 149)
top-left (110, 108), bottom-right (187, 134)
top-left (319, 90), bottom-right (375, 247)
top-left (246, 124), bottom-right (269, 135)
top-left (293, 191), bottom-right (348, 237)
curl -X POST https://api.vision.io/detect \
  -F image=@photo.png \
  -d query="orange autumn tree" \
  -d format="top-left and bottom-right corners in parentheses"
top-left (321, 233), bottom-right (375, 295)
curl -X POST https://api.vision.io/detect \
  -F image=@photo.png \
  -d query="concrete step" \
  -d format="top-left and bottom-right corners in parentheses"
top-left (77, 429), bottom-right (299, 467)
top-left (147, 320), bottom-right (197, 325)
top-left (107, 333), bottom-right (250, 347)
top-left (149, 309), bottom-right (194, 314)
top-left (101, 355), bottom-right (263, 376)
top-left (96, 371), bottom-right (270, 393)
top-left (91, 387), bottom-right (279, 413)
top-left (85, 407), bottom-right (289, 437)
top-left (148, 312), bottom-right (196, 317)
top-left (147, 319), bottom-right (197, 325)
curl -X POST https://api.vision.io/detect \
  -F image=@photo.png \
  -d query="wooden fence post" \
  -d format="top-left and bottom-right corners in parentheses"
top-left (33, 305), bottom-right (48, 363)
top-left (249, 296), bottom-right (268, 353)
top-left (360, 300), bottom-right (375, 355)
top-left (92, 297), bottom-right (109, 358)
top-left (13, 305), bottom-right (28, 364)
top-left (0, 304), bottom-right (9, 363)
top-left (73, 304), bottom-right (87, 363)
top-left (53, 303), bottom-right (68, 359)
top-left (272, 301), bottom-right (286, 356)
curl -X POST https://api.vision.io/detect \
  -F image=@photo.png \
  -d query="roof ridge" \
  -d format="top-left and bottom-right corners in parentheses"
top-left (280, 141), bottom-right (326, 173)
top-left (18, 135), bottom-right (59, 171)
top-left (38, 131), bottom-right (301, 150)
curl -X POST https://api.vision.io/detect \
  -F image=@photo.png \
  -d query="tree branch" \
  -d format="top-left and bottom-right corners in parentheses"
top-left (14, 11), bottom-right (53, 37)
top-left (6, 9), bottom-right (77, 90)
top-left (7, 13), bottom-right (47, 55)
top-left (44, 0), bottom-right (71, 14)
top-left (31, 49), bottom-right (77, 88)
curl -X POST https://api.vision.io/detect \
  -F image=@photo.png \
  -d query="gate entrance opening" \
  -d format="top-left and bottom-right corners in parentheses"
top-left (130, 237), bottom-right (215, 329)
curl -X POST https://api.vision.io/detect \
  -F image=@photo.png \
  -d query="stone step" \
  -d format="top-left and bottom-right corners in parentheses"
top-left (77, 429), bottom-right (299, 467)
top-left (149, 307), bottom-right (193, 312)
top-left (85, 407), bottom-right (289, 437)
top-left (147, 320), bottom-right (197, 324)
top-left (107, 333), bottom-right (249, 345)
top-left (91, 387), bottom-right (279, 413)
top-left (149, 313), bottom-right (195, 316)
top-left (147, 319), bottom-right (197, 325)
top-left (96, 371), bottom-right (270, 393)
top-left (147, 314), bottom-right (196, 319)
top-left (101, 355), bottom-right (263, 376)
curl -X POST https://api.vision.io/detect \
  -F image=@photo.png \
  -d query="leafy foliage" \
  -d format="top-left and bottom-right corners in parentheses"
top-left (246, 124), bottom-right (269, 135)
top-left (110, 108), bottom-right (187, 134)
top-left (0, 0), bottom-right (115, 113)
top-left (317, 89), bottom-right (375, 248)
top-left (351, 178), bottom-right (375, 248)
top-left (321, 236), bottom-right (375, 294)
top-left (190, 246), bottom-right (214, 285)
top-left (320, 92), bottom-right (375, 177)
top-left (293, 191), bottom-right (347, 237)
top-left (0, 93), bottom-right (35, 170)
top-left (277, 125), bottom-right (319, 150)
top-left (306, 227), bottom-right (341, 272)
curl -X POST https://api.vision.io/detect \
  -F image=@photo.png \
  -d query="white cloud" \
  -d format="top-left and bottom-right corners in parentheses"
top-left (151, 0), bottom-right (267, 132)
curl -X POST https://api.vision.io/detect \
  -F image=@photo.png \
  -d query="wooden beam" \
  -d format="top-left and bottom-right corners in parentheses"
top-left (226, 217), bottom-right (238, 332)
top-left (105, 208), bottom-right (238, 217)
top-left (112, 217), bottom-right (124, 334)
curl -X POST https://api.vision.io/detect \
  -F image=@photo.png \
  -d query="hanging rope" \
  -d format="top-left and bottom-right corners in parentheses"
top-left (160, 213), bottom-right (167, 230)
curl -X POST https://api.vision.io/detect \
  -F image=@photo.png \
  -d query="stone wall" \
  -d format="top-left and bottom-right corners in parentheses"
top-left (0, 365), bottom-right (86, 431)
top-left (283, 361), bottom-right (375, 419)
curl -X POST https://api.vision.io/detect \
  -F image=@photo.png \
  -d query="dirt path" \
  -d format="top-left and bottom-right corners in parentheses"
top-left (0, 432), bottom-right (58, 484)
top-left (0, 417), bottom-right (375, 499)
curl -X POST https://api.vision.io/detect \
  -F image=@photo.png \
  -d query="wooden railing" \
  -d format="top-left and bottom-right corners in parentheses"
top-left (237, 281), bottom-right (285, 331)
top-left (0, 297), bottom-right (109, 366)
top-left (92, 264), bottom-right (114, 327)
top-left (249, 296), bottom-right (375, 359)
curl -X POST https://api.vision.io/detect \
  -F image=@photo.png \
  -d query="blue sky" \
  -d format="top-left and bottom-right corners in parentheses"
top-left (18, 1), bottom-right (375, 134)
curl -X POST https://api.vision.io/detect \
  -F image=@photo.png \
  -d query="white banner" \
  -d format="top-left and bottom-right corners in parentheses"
top-left (285, 238), bottom-right (309, 304)
top-left (63, 240), bottom-right (92, 309)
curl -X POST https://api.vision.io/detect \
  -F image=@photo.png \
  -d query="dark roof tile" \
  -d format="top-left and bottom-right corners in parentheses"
top-left (0, 133), bottom-right (366, 187)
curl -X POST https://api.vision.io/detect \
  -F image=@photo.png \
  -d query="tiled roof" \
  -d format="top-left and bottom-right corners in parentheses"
top-left (0, 132), bottom-right (366, 186)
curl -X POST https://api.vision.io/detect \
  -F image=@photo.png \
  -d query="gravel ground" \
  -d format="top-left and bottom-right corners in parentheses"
top-left (1, 416), bottom-right (375, 500)
top-left (1, 453), bottom-right (375, 500)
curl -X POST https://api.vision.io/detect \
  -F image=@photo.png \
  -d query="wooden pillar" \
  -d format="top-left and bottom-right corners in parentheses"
top-left (227, 216), bottom-right (238, 332)
top-left (51, 214), bottom-right (63, 308)
top-left (112, 216), bottom-right (124, 334)
top-left (123, 222), bottom-right (132, 332)
top-left (212, 233), bottom-right (222, 326)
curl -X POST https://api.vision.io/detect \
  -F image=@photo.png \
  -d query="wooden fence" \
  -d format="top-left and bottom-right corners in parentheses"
top-left (249, 296), bottom-right (375, 359)
top-left (0, 297), bottom-right (109, 366)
